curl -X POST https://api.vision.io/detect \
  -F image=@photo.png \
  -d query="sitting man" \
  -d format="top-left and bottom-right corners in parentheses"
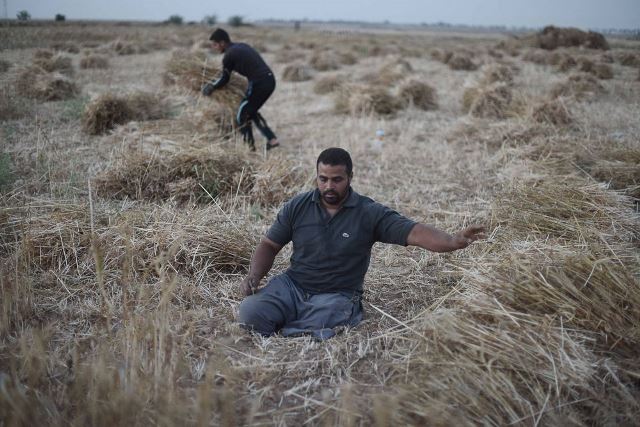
top-left (238, 147), bottom-right (485, 339)
top-left (202, 28), bottom-right (279, 152)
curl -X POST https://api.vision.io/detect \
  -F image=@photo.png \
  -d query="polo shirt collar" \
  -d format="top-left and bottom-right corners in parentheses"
top-left (312, 187), bottom-right (360, 208)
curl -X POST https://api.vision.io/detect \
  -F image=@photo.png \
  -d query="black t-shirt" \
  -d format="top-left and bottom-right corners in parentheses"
top-left (211, 42), bottom-right (272, 89)
top-left (267, 188), bottom-right (417, 294)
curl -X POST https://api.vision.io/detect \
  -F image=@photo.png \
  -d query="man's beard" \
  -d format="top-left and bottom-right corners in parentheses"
top-left (322, 190), bottom-right (342, 205)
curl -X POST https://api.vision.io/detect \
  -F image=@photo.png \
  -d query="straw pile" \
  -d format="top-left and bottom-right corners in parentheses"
top-left (313, 74), bottom-right (344, 94)
top-left (15, 66), bottom-right (79, 101)
top-left (94, 147), bottom-right (255, 202)
top-left (522, 49), bottom-right (550, 65)
top-left (430, 48), bottom-right (453, 64)
top-left (51, 42), bottom-right (80, 54)
top-left (397, 79), bottom-right (438, 110)
top-left (335, 84), bottom-right (401, 116)
top-left (532, 26), bottom-right (609, 50)
top-left (379, 58), bottom-right (413, 81)
top-left (1, 200), bottom-right (258, 276)
top-left (576, 147), bottom-right (640, 199)
top-left (530, 98), bottom-right (572, 126)
top-left (556, 54), bottom-right (578, 72)
top-left (309, 51), bottom-right (341, 71)
top-left (274, 49), bottom-right (307, 64)
top-left (82, 94), bottom-right (132, 135)
top-left (111, 39), bottom-right (137, 55)
top-left (550, 73), bottom-right (606, 100)
top-left (163, 50), bottom-right (246, 109)
top-left (281, 63), bottom-right (313, 82)
top-left (79, 55), bottom-right (110, 69)
top-left (33, 53), bottom-right (74, 75)
top-left (479, 63), bottom-right (515, 85)
top-left (448, 54), bottom-right (478, 71)
top-left (249, 156), bottom-right (310, 207)
top-left (82, 92), bottom-right (169, 135)
top-left (616, 52), bottom-right (640, 67)
top-left (462, 83), bottom-right (513, 119)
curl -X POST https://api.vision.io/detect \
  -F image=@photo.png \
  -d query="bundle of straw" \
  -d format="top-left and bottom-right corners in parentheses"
top-left (163, 50), bottom-right (246, 109)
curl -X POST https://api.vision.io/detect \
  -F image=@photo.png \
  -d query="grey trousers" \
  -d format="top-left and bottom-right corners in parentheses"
top-left (238, 273), bottom-right (363, 340)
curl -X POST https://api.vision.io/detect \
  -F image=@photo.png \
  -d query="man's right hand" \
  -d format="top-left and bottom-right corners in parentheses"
top-left (240, 276), bottom-right (259, 296)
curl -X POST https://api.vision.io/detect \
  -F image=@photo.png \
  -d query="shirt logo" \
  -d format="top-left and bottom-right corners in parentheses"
top-left (342, 232), bottom-right (350, 238)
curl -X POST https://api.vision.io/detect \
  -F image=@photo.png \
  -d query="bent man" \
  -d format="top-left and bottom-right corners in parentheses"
top-left (239, 148), bottom-right (485, 339)
top-left (202, 28), bottom-right (279, 152)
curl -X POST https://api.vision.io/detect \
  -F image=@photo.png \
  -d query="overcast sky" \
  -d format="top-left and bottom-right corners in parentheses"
top-left (6, 0), bottom-right (640, 29)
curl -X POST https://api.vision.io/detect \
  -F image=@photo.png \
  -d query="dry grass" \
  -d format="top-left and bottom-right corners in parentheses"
top-left (550, 73), bottom-right (606, 100)
top-left (397, 79), bottom-right (438, 110)
top-left (33, 53), bottom-right (74, 75)
top-left (163, 50), bottom-right (246, 109)
top-left (281, 62), bottom-right (313, 82)
top-left (529, 25), bottom-right (609, 50)
top-left (82, 92), bottom-right (169, 135)
top-left (462, 83), bottom-right (513, 119)
top-left (79, 54), bottom-right (110, 69)
top-left (530, 98), bottom-right (573, 126)
top-left (313, 73), bottom-right (344, 94)
top-left (15, 66), bottom-right (79, 101)
top-left (448, 53), bottom-right (478, 71)
top-left (1, 22), bottom-right (640, 427)
top-left (335, 84), bottom-right (402, 116)
top-left (309, 50), bottom-right (341, 71)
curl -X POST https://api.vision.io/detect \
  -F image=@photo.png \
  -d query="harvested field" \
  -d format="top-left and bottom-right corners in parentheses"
top-left (281, 62), bottom-right (313, 82)
top-left (1, 21), bottom-right (639, 427)
top-left (79, 54), bottom-right (110, 69)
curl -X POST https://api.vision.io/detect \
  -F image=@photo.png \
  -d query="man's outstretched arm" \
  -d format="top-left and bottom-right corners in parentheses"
top-left (406, 224), bottom-right (485, 252)
top-left (240, 237), bottom-right (283, 296)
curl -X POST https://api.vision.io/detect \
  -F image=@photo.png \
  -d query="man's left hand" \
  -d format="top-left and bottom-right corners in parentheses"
top-left (201, 83), bottom-right (215, 96)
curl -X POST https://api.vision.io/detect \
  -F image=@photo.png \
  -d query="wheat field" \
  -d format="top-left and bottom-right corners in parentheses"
top-left (1, 21), bottom-right (639, 426)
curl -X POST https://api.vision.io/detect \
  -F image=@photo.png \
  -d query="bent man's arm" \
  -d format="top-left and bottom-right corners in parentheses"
top-left (240, 237), bottom-right (283, 296)
top-left (406, 224), bottom-right (485, 252)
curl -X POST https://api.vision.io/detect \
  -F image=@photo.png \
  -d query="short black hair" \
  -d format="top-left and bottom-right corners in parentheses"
top-left (209, 28), bottom-right (230, 43)
top-left (316, 147), bottom-right (353, 177)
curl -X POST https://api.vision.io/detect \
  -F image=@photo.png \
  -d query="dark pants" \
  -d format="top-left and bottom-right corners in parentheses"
top-left (238, 273), bottom-right (363, 340)
top-left (237, 73), bottom-right (277, 150)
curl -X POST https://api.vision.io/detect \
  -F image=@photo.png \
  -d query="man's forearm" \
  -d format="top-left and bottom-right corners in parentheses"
top-left (247, 239), bottom-right (280, 281)
top-left (406, 224), bottom-right (466, 252)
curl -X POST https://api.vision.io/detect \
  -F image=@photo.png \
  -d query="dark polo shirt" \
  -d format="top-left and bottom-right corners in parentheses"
top-left (266, 188), bottom-right (417, 294)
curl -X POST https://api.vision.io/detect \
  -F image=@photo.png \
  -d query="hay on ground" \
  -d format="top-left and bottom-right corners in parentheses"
top-left (591, 63), bottom-right (613, 80)
top-left (309, 51), bottom-right (341, 71)
top-left (250, 156), bottom-right (310, 207)
top-left (163, 50), bottom-right (246, 109)
top-left (281, 63), bottom-right (313, 82)
top-left (334, 84), bottom-right (402, 116)
top-left (522, 49), bottom-right (550, 65)
top-left (533, 25), bottom-right (609, 50)
top-left (479, 63), bottom-right (515, 85)
top-left (94, 147), bottom-right (254, 202)
top-left (125, 92), bottom-right (169, 121)
top-left (51, 42), bottom-right (80, 54)
top-left (530, 98), bottom-right (572, 126)
top-left (556, 54), bottom-right (577, 72)
top-left (82, 93), bottom-right (133, 135)
top-left (615, 52), bottom-right (640, 67)
top-left (82, 92), bottom-right (169, 135)
top-left (111, 40), bottom-right (137, 55)
top-left (448, 54), bottom-right (478, 71)
top-left (549, 73), bottom-right (606, 100)
top-left (33, 49), bottom-right (54, 60)
top-left (80, 55), bottom-right (110, 69)
top-left (313, 74), bottom-right (344, 94)
top-left (430, 48), bottom-right (453, 64)
top-left (397, 79), bottom-right (438, 110)
top-left (33, 54), bottom-right (74, 75)
top-left (462, 83), bottom-right (513, 119)
top-left (15, 66), bottom-right (79, 101)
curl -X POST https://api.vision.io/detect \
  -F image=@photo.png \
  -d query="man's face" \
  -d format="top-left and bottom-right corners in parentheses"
top-left (316, 162), bottom-right (351, 207)
top-left (211, 40), bottom-right (225, 54)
